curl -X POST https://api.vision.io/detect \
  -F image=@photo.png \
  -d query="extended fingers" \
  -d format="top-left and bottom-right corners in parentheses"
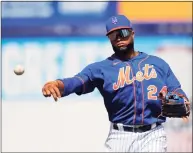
top-left (42, 81), bottom-right (62, 101)
top-left (53, 86), bottom-right (61, 98)
top-left (49, 87), bottom-right (59, 101)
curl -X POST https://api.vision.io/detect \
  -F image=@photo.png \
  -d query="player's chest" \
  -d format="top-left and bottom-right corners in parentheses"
top-left (102, 63), bottom-right (164, 92)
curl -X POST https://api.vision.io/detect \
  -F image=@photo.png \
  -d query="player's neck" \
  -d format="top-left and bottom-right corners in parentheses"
top-left (115, 50), bottom-right (139, 61)
top-left (125, 50), bottom-right (139, 60)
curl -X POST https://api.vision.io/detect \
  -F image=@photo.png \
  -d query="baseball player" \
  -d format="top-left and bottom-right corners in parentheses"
top-left (42, 15), bottom-right (190, 152)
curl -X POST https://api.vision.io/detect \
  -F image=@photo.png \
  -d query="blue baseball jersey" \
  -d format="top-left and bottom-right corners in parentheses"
top-left (58, 52), bottom-right (188, 125)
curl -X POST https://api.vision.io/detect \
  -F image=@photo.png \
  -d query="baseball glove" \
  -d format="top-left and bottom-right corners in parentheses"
top-left (158, 92), bottom-right (190, 119)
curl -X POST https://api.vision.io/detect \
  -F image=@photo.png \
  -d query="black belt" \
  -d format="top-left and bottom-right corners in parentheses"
top-left (113, 123), bottom-right (161, 133)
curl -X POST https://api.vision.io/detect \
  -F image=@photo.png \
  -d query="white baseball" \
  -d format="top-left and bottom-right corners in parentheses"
top-left (14, 64), bottom-right (25, 75)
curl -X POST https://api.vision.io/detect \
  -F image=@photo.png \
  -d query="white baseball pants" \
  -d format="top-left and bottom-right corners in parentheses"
top-left (104, 123), bottom-right (167, 152)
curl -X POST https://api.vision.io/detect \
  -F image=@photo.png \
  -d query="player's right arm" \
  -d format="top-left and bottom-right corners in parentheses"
top-left (42, 63), bottom-right (98, 101)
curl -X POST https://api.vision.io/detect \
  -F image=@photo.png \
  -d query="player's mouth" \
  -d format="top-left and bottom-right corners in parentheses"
top-left (116, 42), bottom-right (126, 48)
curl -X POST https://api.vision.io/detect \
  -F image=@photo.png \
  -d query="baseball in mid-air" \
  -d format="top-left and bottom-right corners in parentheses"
top-left (14, 64), bottom-right (25, 75)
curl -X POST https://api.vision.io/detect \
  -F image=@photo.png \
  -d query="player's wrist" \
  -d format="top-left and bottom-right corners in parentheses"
top-left (55, 80), bottom-right (65, 91)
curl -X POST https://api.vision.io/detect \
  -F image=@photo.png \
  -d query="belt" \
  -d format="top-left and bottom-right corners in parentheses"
top-left (113, 123), bottom-right (161, 133)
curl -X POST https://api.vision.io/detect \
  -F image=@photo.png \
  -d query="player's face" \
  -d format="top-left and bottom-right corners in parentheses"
top-left (107, 28), bottom-right (134, 51)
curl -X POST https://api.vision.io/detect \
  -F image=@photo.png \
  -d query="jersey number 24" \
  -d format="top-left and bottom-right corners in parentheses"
top-left (147, 85), bottom-right (167, 100)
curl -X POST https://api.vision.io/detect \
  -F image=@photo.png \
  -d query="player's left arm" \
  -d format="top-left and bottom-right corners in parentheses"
top-left (165, 65), bottom-right (189, 101)
top-left (158, 64), bottom-right (191, 120)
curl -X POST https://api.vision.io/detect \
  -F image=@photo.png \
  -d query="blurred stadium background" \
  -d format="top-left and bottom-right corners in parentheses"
top-left (1, 1), bottom-right (192, 152)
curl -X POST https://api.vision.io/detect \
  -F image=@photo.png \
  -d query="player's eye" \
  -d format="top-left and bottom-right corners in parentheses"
top-left (108, 29), bottom-right (131, 41)
top-left (120, 29), bottom-right (131, 38)
top-left (108, 31), bottom-right (119, 41)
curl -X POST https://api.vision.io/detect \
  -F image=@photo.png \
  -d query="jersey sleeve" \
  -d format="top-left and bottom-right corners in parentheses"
top-left (57, 64), bottom-right (98, 97)
top-left (165, 64), bottom-right (189, 99)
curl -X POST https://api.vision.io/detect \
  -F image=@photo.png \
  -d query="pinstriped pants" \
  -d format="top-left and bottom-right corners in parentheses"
top-left (104, 123), bottom-right (167, 152)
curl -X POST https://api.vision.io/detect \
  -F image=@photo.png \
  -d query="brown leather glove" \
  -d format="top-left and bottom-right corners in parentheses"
top-left (42, 80), bottom-right (64, 102)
